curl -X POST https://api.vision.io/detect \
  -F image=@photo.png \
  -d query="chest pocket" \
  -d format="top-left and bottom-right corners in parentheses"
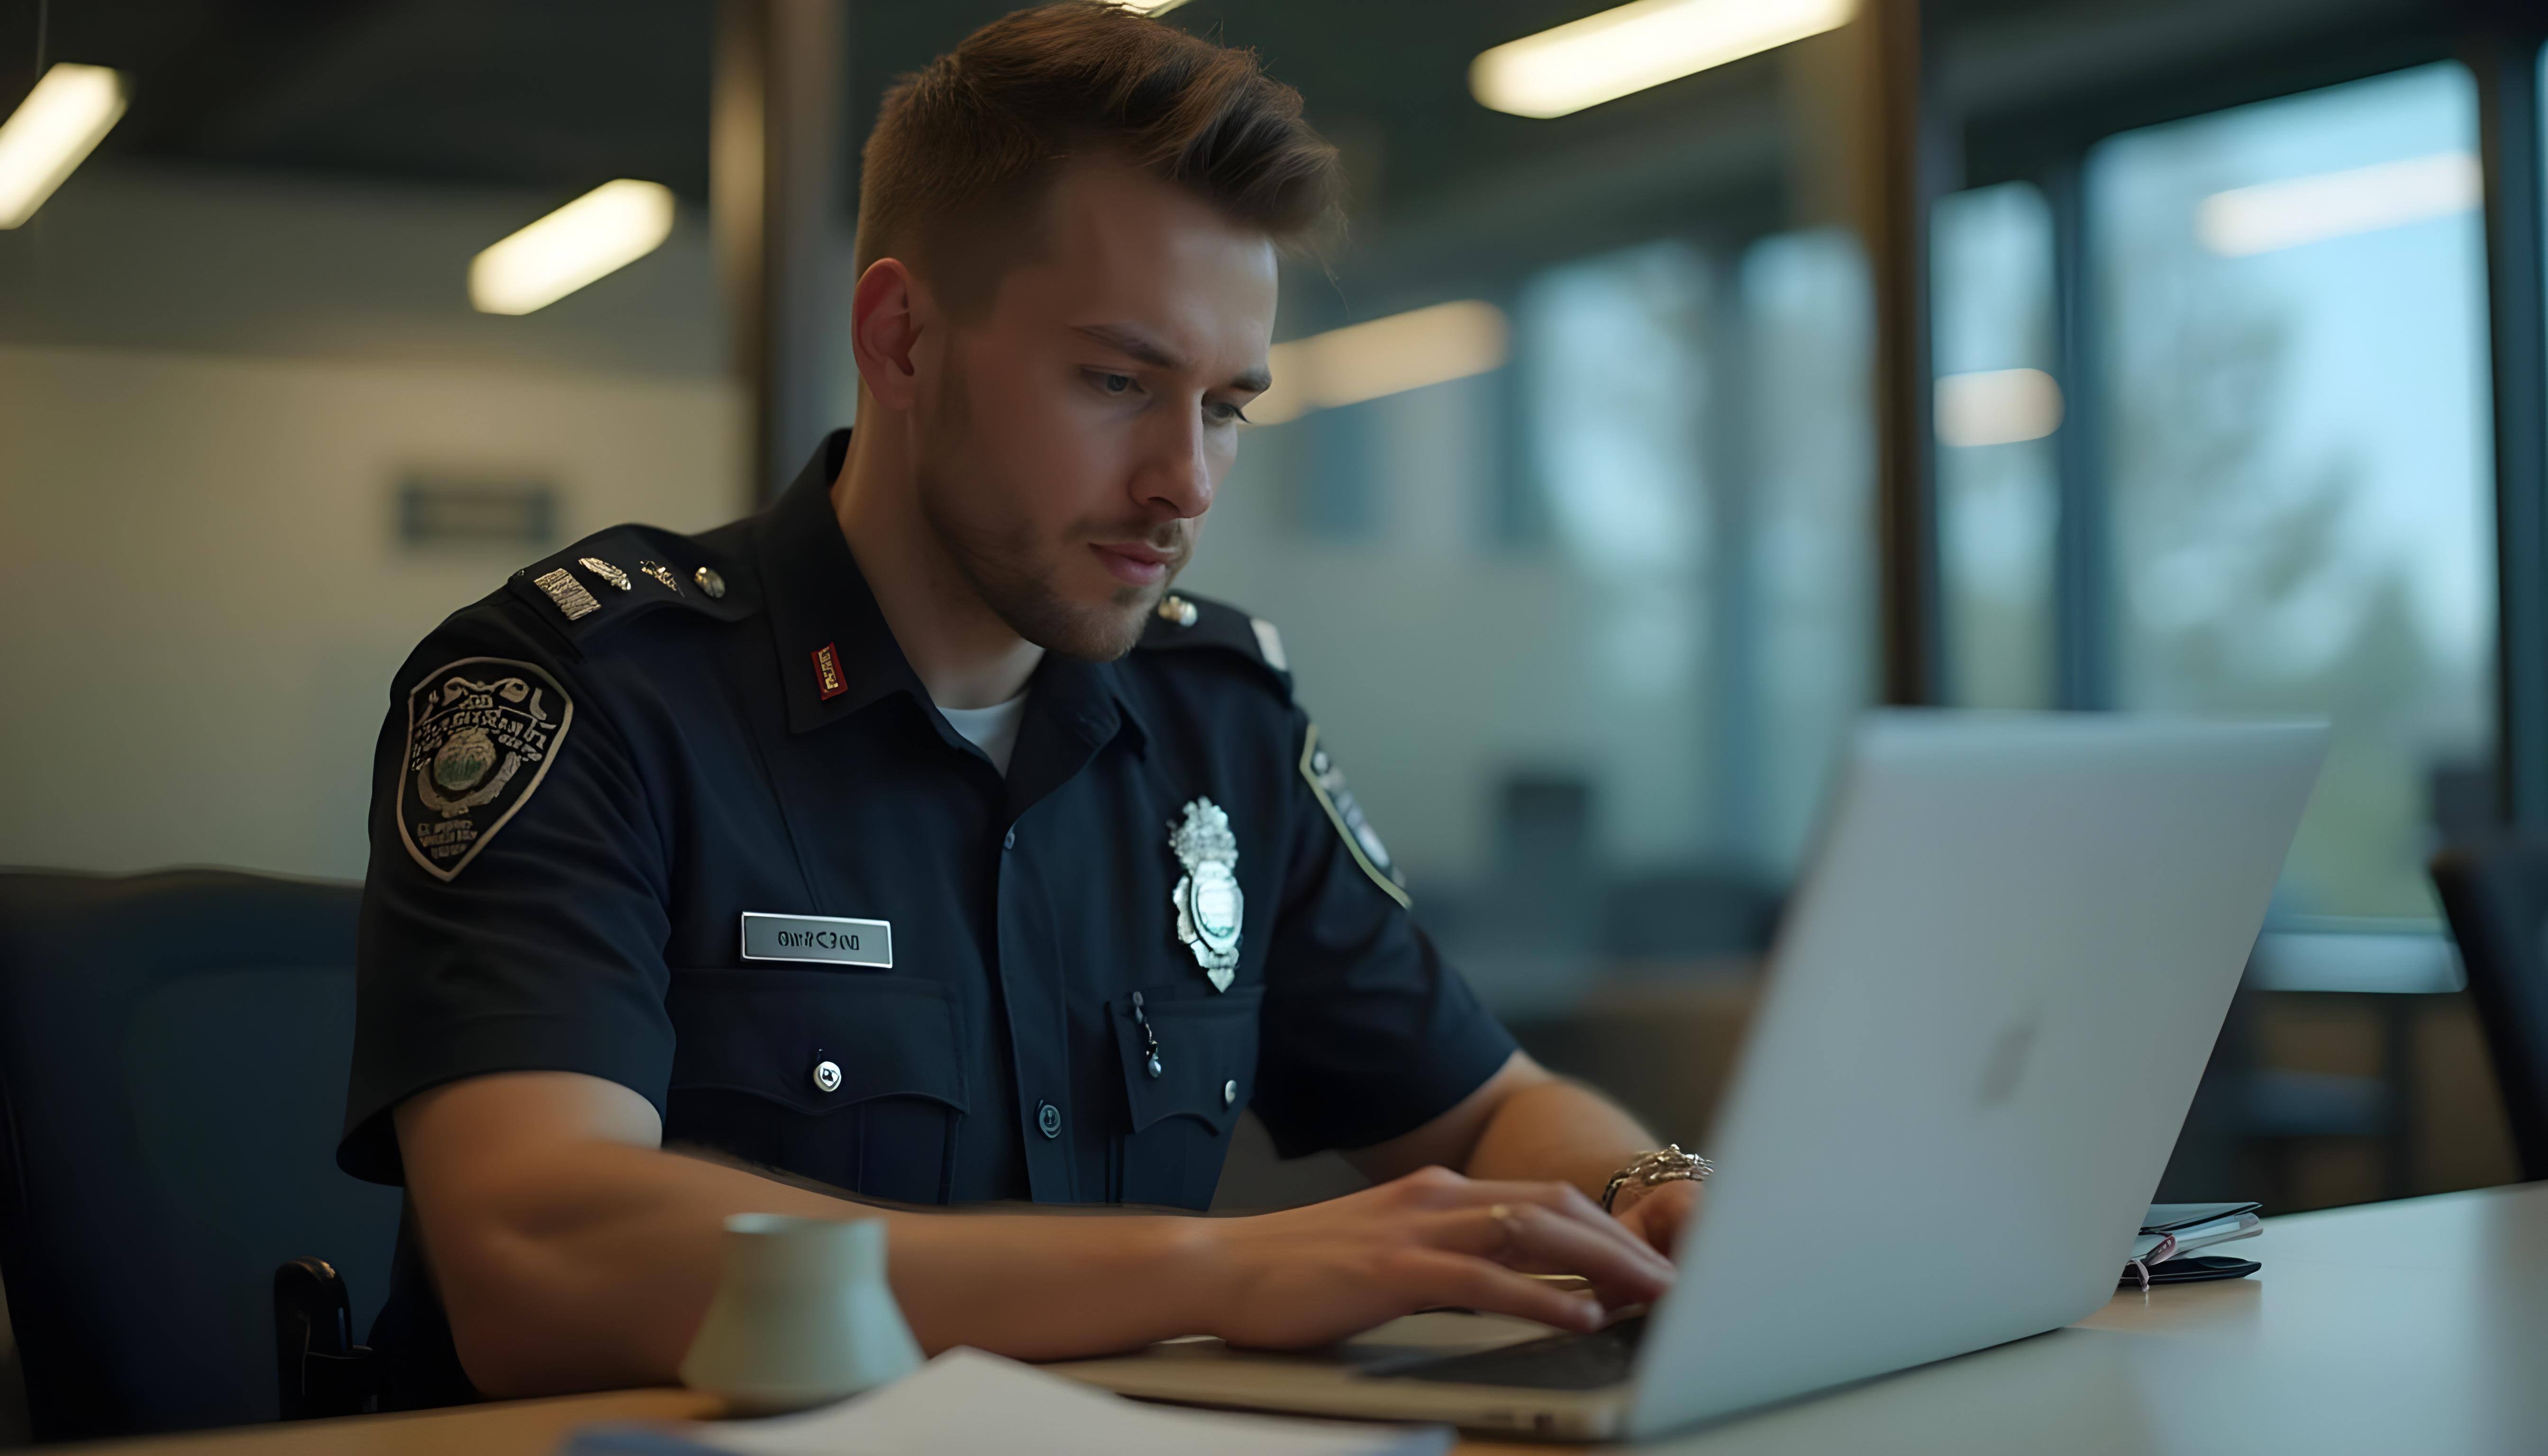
top-left (1109, 985), bottom-right (1262, 1209)
top-left (665, 968), bottom-right (969, 1205)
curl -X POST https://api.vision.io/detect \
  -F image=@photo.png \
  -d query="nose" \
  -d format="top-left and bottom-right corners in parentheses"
top-left (1136, 402), bottom-right (1214, 521)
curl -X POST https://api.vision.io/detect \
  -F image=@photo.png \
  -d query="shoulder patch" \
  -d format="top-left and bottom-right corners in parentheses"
top-left (1301, 723), bottom-right (1410, 909)
top-left (397, 657), bottom-right (573, 881)
top-left (505, 525), bottom-right (752, 645)
top-left (1135, 592), bottom-right (1292, 696)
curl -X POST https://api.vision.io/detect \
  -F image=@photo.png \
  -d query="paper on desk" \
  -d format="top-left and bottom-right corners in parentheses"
top-left (560, 1348), bottom-right (1452, 1456)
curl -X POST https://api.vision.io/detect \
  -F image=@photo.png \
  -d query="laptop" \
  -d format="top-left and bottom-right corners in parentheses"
top-left (1053, 713), bottom-right (2328, 1440)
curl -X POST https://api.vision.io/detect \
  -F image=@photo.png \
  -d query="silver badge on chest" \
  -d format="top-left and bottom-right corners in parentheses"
top-left (1169, 797), bottom-right (1244, 992)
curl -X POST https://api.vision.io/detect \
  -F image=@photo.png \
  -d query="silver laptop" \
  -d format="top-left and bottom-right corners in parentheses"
top-left (1054, 713), bottom-right (2327, 1440)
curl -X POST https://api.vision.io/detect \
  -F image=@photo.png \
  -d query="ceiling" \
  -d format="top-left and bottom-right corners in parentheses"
top-left (1, 0), bottom-right (2464, 232)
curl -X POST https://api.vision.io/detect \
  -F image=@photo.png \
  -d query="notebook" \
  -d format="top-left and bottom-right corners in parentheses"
top-left (2123, 1201), bottom-right (2262, 1287)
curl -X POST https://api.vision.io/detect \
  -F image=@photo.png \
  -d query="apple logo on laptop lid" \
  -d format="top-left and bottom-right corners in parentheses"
top-left (1976, 1007), bottom-right (2043, 1108)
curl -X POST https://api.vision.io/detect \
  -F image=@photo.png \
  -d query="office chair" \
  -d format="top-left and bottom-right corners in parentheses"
top-left (2431, 840), bottom-right (2548, 1182)
top-left (0, 868), bottom-right (400, 1440)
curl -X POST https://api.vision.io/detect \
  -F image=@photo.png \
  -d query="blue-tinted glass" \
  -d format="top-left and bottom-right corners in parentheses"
top-left (1932, 182), bottom-right (2059, 710)
top-left (1188, 228), bottom-right (1875, 1006)
top-left (2092, 63), bottom-right (2493, 921)
top-left (1514, 240), bottom-right (1723, 868)
top-left (1739, 229), bottom-right (1879, 872)
top-left (1297, 396), bottom-right (1384, 538)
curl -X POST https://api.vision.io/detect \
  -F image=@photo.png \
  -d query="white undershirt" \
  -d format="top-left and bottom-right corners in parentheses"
top-left (939, 691), bottom-right (1031, 775)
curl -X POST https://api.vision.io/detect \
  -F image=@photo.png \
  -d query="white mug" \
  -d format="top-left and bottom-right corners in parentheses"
top-left (679, 1212), bottom-right (925, 1414)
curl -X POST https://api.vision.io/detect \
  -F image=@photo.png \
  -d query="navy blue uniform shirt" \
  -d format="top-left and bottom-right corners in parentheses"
top-left (337, 431), bottom-right (1517, 1406)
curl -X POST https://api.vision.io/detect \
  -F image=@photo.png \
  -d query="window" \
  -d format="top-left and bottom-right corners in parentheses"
top-left (1518, 240), bottom-right (1722, 869)
top-left (1740, 229), bottom-right (1880, 871)
top-left (1188, 227), bottom-right (1878, 1007)
top-left (1933, 182), bottom-right (2060, 710)
top-left (2091, 62), bottom-right (2494, 922)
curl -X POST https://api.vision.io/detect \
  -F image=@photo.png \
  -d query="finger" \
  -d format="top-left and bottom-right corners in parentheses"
top-left (1390, 1248), bottom-right (1607, 1332)
top-left (1620, 1196), bottom-right (1685, 1258)
top-left (1425, 1203), bottom-right (1672, 1306)
top-left (1426, 1178), bottom-right (1673, 1280)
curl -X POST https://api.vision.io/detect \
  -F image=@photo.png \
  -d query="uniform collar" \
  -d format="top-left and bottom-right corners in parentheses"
top-left (754, 430), bottom-right (1149, 760)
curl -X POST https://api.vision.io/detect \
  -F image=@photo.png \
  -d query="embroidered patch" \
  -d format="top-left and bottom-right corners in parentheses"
top-left (813, 643), bottom-right (848, 701)
top-left (397, 658), bottom-right (573, 882)
top-left (1300, 723), bottom-right (1409, 909)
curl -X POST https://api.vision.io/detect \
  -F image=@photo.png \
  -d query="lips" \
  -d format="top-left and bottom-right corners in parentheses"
top-left (1089, 540), bottom-right (1179, 586)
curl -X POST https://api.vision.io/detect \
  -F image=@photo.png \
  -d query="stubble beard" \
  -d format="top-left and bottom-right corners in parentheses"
top-left (921, 479), bottom-right (1164, 661)
top-left (914, 363), bottom-right (1166, 661)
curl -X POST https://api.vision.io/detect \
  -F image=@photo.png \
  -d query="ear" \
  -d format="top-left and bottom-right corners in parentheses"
top-left (850, 257), bottom-right (925, 414)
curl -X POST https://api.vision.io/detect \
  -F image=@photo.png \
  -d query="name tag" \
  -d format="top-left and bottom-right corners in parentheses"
top-left (739, 912), bottom-right (893, 968)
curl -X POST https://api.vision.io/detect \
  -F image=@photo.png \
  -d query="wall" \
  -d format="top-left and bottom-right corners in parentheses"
top-left (0, 161), bottom-right (753, 881)
top-left (0, 343), bottom-right (744, 879)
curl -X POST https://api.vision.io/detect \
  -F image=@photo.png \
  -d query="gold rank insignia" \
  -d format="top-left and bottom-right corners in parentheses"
top-left (1168, 797), bottom-right (1244, 992)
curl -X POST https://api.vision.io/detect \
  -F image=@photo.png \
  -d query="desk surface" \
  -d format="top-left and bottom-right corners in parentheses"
top-left (75, 1182), bottom-right (2548, 1456)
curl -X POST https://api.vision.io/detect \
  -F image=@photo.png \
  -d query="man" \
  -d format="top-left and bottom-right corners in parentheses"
top-left (341, 2), bottom-right (1704, 1407)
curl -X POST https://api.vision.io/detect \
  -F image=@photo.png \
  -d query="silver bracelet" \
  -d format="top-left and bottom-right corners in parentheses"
top-left (1601, 1144), bottom-right (1715, 1213)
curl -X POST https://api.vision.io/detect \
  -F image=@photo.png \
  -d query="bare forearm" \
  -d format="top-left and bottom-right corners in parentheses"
top-left (1459, 1078), bottom-right (1656, 1201)
top-left (424, 1140), bottom-right (1209, 1397)
top-left (405, 1068), bottom-right (1681, 1402)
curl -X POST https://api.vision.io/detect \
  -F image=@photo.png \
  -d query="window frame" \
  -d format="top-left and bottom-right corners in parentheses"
top-left (1941, 14), bottom-right (2548, 840)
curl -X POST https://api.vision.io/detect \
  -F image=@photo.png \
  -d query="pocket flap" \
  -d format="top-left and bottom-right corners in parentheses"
top-left (1111, 986), bottom-right (1262, 1136)
top-left (669, 968), bottom-right (968, 1115)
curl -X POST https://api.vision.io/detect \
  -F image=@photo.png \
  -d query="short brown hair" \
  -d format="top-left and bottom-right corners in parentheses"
top-left (855, 2), bottom-right (1342, 319)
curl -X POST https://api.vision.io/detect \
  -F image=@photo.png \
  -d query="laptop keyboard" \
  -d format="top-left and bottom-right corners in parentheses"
top-left (1373, 1315), bottom-right (1647, 1391)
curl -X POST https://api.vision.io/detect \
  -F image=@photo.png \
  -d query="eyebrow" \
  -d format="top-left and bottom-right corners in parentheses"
top-left (1073, 323), bottom-right (1271, 395)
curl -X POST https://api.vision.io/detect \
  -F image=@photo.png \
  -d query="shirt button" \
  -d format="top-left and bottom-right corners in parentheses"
top-left (1037, 1101), bottom-right (1062, 1138)
top-left (1003, 828), bottom-right (1017, 851)
top-left (1223, 1079), bottom-right (1238, 1108)
top-left (812, 1059), bottom-right (842, 1094)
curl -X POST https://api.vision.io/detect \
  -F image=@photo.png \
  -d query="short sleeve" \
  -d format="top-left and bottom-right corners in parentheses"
top-left (337, 610), bottom-right (676, 1185)
top-left (1250, 710), bottom-right (1518, 1158)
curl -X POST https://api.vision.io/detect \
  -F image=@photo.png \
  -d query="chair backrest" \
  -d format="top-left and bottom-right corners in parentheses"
top-left (0, 869), bottom-right (400, 1440)
top-left (2430, 839), bottom-right (2548, 1181)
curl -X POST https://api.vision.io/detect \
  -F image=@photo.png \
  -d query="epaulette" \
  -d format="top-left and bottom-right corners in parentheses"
top-left (1133, 591), bottom-right (1292, 697)
top-left (503, 524), bottom-right (755, 646)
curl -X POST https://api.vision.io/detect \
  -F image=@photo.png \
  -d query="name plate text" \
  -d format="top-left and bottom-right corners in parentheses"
top-left (739, 912), bottom-right (893, 968)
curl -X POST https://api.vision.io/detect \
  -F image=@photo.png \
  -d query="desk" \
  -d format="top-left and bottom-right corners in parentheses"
top-left (75, 1183), bottom-right (2548, 1456)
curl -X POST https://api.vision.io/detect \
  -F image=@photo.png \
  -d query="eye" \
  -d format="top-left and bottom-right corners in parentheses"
top-left (1206, 400), bottom-right (1251, 426)
top-left (1090, 371), bottom-right (1137, 397)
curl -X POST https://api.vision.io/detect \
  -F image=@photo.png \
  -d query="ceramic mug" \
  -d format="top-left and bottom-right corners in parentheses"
top-left (678, 1212), bottom-right (925, 1413)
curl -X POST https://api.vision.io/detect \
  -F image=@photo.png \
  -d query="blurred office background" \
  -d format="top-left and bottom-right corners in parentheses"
top-left (4, 0), bottom-right (2544, 1256)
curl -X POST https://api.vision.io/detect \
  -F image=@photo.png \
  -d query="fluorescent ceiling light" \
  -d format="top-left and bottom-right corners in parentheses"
top-left (469, 179), bottom-right (676, 316)
top-left (1113, 0), bottom-right (1191, 13)
top-left (1250, 300), bottom-right (1510, 426)
top-left (1936, 368), bottom-right (2063, 447)
top-left (0, 64), bottom-right (129, 229)
top-left (2198, 152), bottom-right (2479, 258)
top-left (1472, 0), bottom-right (1854, 119)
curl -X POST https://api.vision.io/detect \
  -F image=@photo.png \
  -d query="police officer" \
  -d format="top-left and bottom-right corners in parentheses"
top-left (339, 3), bottom-right (1702, 1406)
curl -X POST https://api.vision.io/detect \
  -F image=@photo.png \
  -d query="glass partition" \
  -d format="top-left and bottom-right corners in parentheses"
top-left (1933, 182), bottom-right (2059, 710)
top-left (2091, 61), bottom-right (2494, 928)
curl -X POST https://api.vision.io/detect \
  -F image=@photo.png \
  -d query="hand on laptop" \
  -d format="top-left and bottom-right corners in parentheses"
top-left (1192, 1165), bottom-right (1674, 1350)
top-left (1611, 1178), bottom-right (1701, 1257)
